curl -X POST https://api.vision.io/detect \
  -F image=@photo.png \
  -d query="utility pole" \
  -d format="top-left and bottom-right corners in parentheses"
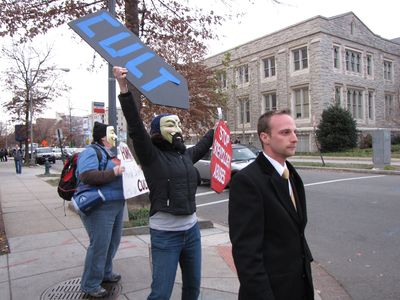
top-left (108, 0), bottom-right (117, 135)
top-left (29, 78), bottom-right (34, 165)
top-left (69, 106), bottom-right (73, 147)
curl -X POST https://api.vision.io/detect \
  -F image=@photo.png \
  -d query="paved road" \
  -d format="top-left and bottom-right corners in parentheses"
top-left (195, 169), bottom-right (400, 300)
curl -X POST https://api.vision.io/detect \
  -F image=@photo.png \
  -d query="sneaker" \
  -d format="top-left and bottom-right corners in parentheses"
top-left (102, 273), bottom-right (121, 283)
top-left (86, 287), bottom-right (107, 298)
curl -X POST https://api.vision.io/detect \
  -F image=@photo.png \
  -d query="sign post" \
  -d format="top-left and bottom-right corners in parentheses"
top-left (69, 10), bottom-right (189, 109)
top-left (56, 128), bottom-right (66, 163)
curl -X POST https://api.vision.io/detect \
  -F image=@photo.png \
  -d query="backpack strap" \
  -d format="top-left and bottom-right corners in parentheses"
top-left (89, 144), bottom-right (109, 171)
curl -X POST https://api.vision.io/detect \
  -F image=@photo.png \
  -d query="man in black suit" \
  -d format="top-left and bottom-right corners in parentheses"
top-left (229, 109), bottom-right (314, 300)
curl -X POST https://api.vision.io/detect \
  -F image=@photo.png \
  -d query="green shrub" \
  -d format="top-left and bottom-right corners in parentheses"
top-left (127, 208), bottom-right (149, 227)
top-left (392, 133), bottom-right (400, 145)
top-left (316, 105), bottom-right (358, 152)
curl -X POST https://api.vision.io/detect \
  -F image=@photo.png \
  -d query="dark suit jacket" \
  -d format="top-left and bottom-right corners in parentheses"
top-left (229, 153), bottom-right (314, 300)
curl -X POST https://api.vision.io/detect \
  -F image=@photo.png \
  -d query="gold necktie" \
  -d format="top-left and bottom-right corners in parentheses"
top-left (282, 168), bottom-right (297, 210)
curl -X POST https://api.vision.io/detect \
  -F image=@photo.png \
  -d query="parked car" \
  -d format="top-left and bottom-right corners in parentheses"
top-left (245, 144), bottom-right (262, 155)
top-left (52, 148), bottom-right (63, 160)
top-left (35, 147), bottom-right (56, 165)
top-left (194, 143), bottom-right (257, 183)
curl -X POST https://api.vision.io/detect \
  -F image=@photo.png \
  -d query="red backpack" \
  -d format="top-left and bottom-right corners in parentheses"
top-left (57, 146), bottom-right (103, 201)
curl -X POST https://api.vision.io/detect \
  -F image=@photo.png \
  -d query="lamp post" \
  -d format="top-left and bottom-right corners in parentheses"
top-left (29, 67), bottom-right (70, 165)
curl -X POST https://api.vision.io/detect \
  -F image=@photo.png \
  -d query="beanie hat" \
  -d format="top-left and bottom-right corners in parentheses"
top-left (150, 114), bottom-right (173, 135)
top-left (92, 121), bottom-right (109, 142)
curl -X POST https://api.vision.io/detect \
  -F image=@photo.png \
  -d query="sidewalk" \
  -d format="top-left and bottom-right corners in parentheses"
top-left (0, 160), bottom-right (349, 300)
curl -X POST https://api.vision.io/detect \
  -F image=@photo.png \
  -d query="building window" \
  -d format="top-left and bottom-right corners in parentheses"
top-left (345, 49), bottom-right (361, 73)
top-left (262, 56), bottom-right (276, 78)
top-left (293, 86), bottom-right (309, 119)
top-left (368, 91), bottom-right (374, 120)
top-left (385, 94), bottom-right (394, 120)
top-left (335, 86), bottom-right (342, 105)
top-left (333, 46), bottom-right (340, 69)
top-left (217, 71), bottom-right (227, 89)
top-left (346, 88), bottom-right (363, 119)
top-left (263, 93), bottom-right (277, 112)
top-left (350, 21), bottom-right (355, 35)
top-left (366, 54), bottom-right (372, 76)
top-left (384, 60), bottom-right (393, 80)
top-left (296, 134), bottom-right (310, 152)
top-left (293, 46), bottom-right (308, 71)
top-left (236, 64), bottom-right (249, 85)
top-left (238, 98), bottom-right (250, 124)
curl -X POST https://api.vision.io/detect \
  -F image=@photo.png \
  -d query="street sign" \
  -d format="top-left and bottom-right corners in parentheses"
top-left (56, 128), bottom-right (63, 140)
top-left (69, 10), bottom-right (189, 109)
top-left (92, 101), bottom-right (105, 114)
top-left (15, 124), bottom-right (27, 142)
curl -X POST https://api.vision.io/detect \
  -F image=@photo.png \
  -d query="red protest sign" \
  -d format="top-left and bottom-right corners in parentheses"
top-left (210, 121), bottom-right (232, 193)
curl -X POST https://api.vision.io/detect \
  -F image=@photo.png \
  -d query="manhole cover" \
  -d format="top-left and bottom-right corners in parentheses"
top-left (41, 277), bottom-right (121, 299)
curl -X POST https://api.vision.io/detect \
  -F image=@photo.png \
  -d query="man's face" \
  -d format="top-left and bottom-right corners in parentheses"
top-left (160, 115), bottom-right (182, 144)
top-left (260, 114), bottom-right (298, 164)
top-left (106, 126), bottom-right (117, 147)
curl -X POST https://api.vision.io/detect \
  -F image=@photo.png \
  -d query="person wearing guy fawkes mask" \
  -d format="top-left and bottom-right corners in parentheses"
top-left (75, 121), bottom-right (125, 298)
top-left (114, 66), bottom-right (214, 300)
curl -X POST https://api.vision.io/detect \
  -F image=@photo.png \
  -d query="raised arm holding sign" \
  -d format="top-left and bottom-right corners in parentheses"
top-left (113, 66), bottom-right (215, 299)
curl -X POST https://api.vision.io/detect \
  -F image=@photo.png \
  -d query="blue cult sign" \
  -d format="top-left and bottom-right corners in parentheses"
top-left (69, 10), bottom-right (189, 109)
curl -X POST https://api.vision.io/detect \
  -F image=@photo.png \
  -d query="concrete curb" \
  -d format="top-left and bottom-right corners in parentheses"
top-left (296, 165), bottom-right (400, 175)
top-left (293, 155), bottom-right (400, 162)
top-left (122, 219), bottom-right (214, 236)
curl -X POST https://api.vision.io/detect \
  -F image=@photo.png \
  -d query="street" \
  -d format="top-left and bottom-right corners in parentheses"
top-left (194, 169), bottom-right (400, 300)
top-left (49, 161), bottom-right (400, 300)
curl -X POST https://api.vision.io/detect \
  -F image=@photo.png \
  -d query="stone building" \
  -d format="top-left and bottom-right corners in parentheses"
top-left (204, 12), bottom-right (400, 152)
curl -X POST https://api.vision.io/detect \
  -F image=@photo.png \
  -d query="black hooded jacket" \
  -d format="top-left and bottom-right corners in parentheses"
top-left (118, 91), bottom-right (214, 216)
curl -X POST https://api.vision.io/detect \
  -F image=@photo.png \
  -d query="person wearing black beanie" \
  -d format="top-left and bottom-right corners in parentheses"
top-left (114, 66), bottom-right (215, 300)
top-left (75, 121), bottom-right (125, 298)
top-left (92, 121), bottom-right (109, 143)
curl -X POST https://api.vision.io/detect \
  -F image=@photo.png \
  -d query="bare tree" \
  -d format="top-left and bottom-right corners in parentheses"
top-left (0, 0), bottom-right (232, 133)
top-left (1, 43), bottom-right (70, 162)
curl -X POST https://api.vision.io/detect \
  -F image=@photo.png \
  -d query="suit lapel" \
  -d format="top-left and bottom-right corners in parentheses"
top-left (271, 176), bottom-right (301, 224)
top-left (256, 155), bottom-right (301, 224)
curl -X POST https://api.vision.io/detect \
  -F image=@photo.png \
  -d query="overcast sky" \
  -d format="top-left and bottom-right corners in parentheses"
top-left (1, 0), bottom-right (399, 122)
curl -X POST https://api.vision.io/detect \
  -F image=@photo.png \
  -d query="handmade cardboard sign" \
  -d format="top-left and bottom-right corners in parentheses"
top-left (118, 142), bottom-right (149, 198)
top-left (210, 121), bottom-right (232, 193)
top-left (69, 10), bottom-right (189, 109)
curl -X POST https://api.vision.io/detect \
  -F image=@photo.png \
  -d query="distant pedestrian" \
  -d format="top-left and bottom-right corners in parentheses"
top-left (3, 148), bottom-right (7, 162)
top-left (13, 147), bottom-right (23, 174)
top-left (234, 136), bottom-right (241, 144)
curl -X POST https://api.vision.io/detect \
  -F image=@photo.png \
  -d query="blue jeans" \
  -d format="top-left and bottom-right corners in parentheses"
top-left (148, 223), bottom-right (201, 300)
top-left (80, 200), bottom-right (125, 293)
top-left (14, 160), bottom-right (22, 174)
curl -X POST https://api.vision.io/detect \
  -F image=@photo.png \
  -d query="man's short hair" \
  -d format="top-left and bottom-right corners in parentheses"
top-left (257, 109), bottom-right (292, 136)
